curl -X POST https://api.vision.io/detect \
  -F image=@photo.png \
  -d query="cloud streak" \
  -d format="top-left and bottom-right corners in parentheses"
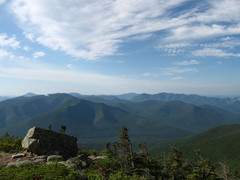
top-left (192, 48), bottom-right (240, 57)
top-left (0, 63), bottom-right (233, 95)
top-left (174, 60), bottom-right (200, 66)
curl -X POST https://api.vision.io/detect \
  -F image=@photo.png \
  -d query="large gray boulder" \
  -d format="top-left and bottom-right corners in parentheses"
top-left (22, 127), bottom-right (78, 159)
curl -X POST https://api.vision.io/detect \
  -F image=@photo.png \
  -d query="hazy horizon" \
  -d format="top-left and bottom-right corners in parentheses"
top-left (0, 91), bottom-right (239, 99)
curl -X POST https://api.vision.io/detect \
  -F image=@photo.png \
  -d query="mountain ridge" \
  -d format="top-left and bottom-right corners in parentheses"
top-left (0, 93), bottom-right (240, 148)
top-left (129, 92), bottom-right (240, 114)
top-left (150, 124), bottom-right (240, 168)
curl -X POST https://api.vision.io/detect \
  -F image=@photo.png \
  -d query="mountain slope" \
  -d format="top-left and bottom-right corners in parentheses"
top-left (130, 92), bottom-right (240, 114)
top-left (0, 93), bottom-right (77, 128)
top-left (111, 100), bottom-right (240, 133)
top-left (69, 93), bottom-right (128, 104)
top-left (0, 98), bottom-right (190, 144)
top-left (1, 93), bottom-right (240, 149)
top-left (151, 124), bottom-right (240, 168)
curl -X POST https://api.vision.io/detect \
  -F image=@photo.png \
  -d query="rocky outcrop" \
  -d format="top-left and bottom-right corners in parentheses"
top-left (3, 152), bottom-right (108, 170)
top-left (22, 127), bottom-right (78, 159)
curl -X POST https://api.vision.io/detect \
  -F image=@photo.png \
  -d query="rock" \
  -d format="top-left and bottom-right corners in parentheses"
top-left (88, 155), bottom-right (107, 161)
top-left (6, 160), bottom-right (34, 168)
top-left (22, 127), bottom-right (78, 159)
top-left (33, 159), bottom-right (46, 164)
top-left (47, 155), bottom-right (63, 162)
top-left (62, 155), bottom-right (91, 170)
top-left (33, 155), bottom-right (47, 160)
top-left (11, 153), bottom-right (26, 159)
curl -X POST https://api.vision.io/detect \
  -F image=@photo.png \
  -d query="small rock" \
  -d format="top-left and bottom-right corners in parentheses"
top-left (11, 153), bottom-right (26, 159)
top-left (47, 155), bottom-right (63, 162)
top-left (34, 159), bottom-right (46, 164)
top-left (61, 155), bottom-right (92, 170)
top-left (33, 155), bottom-right (47, 160)
top-left (6, 160), bottom-right (34, 168)
top-left (88, 155), bottom-right (107, 161)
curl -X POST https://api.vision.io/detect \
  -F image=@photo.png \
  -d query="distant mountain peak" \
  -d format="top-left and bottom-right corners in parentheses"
top-left (22, 92), bottom-right (38, 97)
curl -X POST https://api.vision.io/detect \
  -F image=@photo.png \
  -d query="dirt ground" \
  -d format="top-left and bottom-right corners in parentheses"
top-left (0, 152), bottom-right (32, 166)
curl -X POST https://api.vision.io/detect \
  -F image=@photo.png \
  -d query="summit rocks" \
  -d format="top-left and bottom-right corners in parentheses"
top-left (21, 127), bottom-right (78, 159)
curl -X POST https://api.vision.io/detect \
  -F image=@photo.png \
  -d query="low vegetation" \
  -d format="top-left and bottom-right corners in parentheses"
top-left (1, 127), bottom-right (240, 179)
top-left (0, 133), bottom-right (23, 153)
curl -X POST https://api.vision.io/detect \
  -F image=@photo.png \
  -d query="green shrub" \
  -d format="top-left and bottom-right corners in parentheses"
top-left (0, 133), bottom-right (23, 153)
top-left (0, 163), bottom-right (85, 180)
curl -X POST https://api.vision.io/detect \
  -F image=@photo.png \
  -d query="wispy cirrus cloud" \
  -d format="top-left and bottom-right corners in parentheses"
top-left (0, 63), bottom-right (201, 95)
top-left (192, 48), bottom-right (240, 57)
top-left (164, 0), bottom-right (240, 42)
top-left (172, 76), bottom-right (183, 80)
top-left (160, 67), bottom-right (199, 75)
top-left (165, 24), bottom-right (240, 42)
top-left (131, 34), bottom-right (153, 41)
top-left (201, 37), bottom-right (240, 49)
top-left (10, 0), bottom-right (189, 60)
top-left (174, 60), bottom-right (200, 66)
top-left (9, 0), bottom-right (240, 60)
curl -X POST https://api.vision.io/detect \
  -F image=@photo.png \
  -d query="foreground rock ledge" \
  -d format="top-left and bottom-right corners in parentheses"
top-left (22, 127), bottom-right (78, 159)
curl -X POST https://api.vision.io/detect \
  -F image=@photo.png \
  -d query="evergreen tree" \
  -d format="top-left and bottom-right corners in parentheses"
top-left (117, 126), bottom-right (135, 171)
top-left (48, 124), bottom-right (52, 131)
top-left (60, 125), bottom-right (67, 134)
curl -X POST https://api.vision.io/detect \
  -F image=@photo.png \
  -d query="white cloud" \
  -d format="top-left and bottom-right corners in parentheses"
top-left (0, 0), bottom-right (5, 5)
top-left (163, 48), bottom-right (185, 55)
top-left (33, 51), bottom-right (45, 58)
top-left (143, 72), bottom-right (159, 78)
top-left (158, 42), bottom-right (193, 49)
top-left (201, 37), bottom-right (240, 49)
top-left (174, 60), bottom-right (200, 66)
top-left (195, 0), bottom-right (240, 23)
top-left (9, 0), bottom-right (192, 60)
top-left (0, 63), bottom-right (221, 95)
top-left (0, 34), bottom-right (20, 48)
top-left (0, 64), bottom-right (183, 94)
top-left (23, 45), bottom-right (31, 51)
top-left (0, 49), bottom-right (9, 59)
top-left (192, 48), bottom-right (240, 57)
top-left (164, 0), bottom-right (240, 42)
top-left (165, 24), bottom-right (240, 42)
top-left (131, 34), bottom-right (152, 40)
top-left (172, 76), bottom-right (183, 80)
top-left (9, 0), bottom-right (240, 60)
top-left (159, 67), bottom-right (199, 75)
top-left (67, 64), bottom-right (73, 69)
top-left (157, 42), bottom-right (194, 55)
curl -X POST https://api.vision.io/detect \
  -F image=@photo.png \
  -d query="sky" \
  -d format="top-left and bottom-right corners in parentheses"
top-left (0, 0), bottom-right (239, 96)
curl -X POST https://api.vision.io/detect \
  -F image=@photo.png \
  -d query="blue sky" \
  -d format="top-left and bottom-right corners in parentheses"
top-left (0, 0), bottom-right (239, 96)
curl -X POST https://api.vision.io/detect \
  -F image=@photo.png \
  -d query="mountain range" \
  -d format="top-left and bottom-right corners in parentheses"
top-left (0, 92), bottom-right (239, 149)
top-left (129, 93), bottom-right (240, 114)
top-left (69, 92), bottom-right (240, 114)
